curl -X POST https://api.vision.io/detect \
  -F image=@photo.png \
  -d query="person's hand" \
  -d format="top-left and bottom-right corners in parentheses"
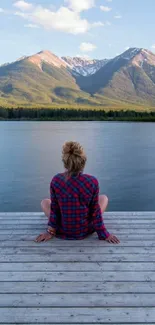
top-left (106, 234), bottom-right (120, 244)
top-left (35, 232), bottom-right (53, 243)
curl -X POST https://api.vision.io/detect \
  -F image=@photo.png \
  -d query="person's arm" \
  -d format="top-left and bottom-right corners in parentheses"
top-left (35, 181), bottom-right (58, 243)
top-left (48, 182), bottom-right (59, 232)
top-left (90, 180), bottom-right (110, 240)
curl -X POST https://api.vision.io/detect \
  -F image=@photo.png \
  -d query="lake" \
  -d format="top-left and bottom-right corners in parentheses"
top-left (0, 121), bottom-right (155, 212)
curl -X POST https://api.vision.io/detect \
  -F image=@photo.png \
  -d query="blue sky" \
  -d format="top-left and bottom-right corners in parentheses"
top-left (0, 0), bottom-right (155, 65)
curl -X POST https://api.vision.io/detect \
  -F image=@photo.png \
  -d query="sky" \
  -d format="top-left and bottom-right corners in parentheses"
top-left (0, 0), bottom-right (155, 65)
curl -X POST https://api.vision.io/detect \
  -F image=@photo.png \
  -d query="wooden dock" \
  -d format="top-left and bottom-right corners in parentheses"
top-left (0, 211), bottom-right (155, 324)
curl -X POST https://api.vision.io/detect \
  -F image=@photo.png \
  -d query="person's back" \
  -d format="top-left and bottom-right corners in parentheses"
top-left (35, 141), bottom-right (119, 244)
top-left (49, 172), bottom-right (109, 239)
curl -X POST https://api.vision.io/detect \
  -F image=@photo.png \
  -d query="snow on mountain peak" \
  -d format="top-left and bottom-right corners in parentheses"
top-left (12, 47), bottom-right (155, 76)
top-left (62, 56), bottom-right (109, 76)
top-left (112, 47), bottom-right (155, 69)
top-left (128, 48), bottom-right (155, 67)
top-left (115, 48), bottom-right (141, 61)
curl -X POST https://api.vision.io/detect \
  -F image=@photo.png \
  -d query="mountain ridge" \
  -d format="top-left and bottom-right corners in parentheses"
top-left (1, 47), bottom-right (155, 108)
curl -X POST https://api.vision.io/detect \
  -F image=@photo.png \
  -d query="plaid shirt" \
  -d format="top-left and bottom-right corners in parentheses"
top-left (48, 173), bottom-right (110, 240)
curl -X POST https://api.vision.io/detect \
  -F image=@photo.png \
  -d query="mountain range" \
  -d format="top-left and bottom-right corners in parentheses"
top-left (1, 47), bottom-right (155, 109)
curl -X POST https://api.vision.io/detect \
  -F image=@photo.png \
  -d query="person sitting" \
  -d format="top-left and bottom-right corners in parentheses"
top-left (35, 141), bottom-right (119, 244)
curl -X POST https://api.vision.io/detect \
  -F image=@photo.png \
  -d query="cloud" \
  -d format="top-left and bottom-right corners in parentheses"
top-left (106, 0), bottom-right (112, 2)
top-left (79, 42), bottom-right (96, 52)
top-left (32, 6), bottom-right (90, 34)
top-left (100, 6), bottom-right (112, 12)
top-left (106, 21), bottom-right (111, 26)
top-left (151, 45), bottom-right (155, 50)
top-left (76, 54), bottom-right (90, 59)
top-left (92, 21), bottom-right (104, 27)
top-left (114, 15), bottom-right (122, 19)
top-left (0, 8), bottom-right (4, 13)
top-left (14, 1), bottom-right (33, 11)
top-left (64, 0), bottom-right (95, 12)
top-left (24, 23), bottom-right (39, 28)
top-left (13, 1), bottom-right (103, 35)
top-left (14, 5), bottom-right (90, 34)
top-left (14, 11), bottom-right (27, 17)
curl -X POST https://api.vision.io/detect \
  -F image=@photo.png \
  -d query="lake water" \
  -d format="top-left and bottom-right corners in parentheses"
top-left (0, 121), bottom-right (155, 212)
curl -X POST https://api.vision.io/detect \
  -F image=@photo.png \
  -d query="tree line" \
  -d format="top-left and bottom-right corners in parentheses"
top-left (0, 107), bottom-right (155, 121)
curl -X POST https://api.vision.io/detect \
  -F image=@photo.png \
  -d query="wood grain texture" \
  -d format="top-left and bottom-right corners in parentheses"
top-left (1, 281), bottom-right (155, 294)
top-left (0, 239), bottom-right (154, 246)
top-left (0, 271), bottom-right (154, 282)
top-left (0, 246), bottom-right (154, 254)
top-left (0, 253), bottom-right (154, 262)
top-left (0, 293), bottom-right (154, 307)
top-left (0, 307), bottom-right (155, 323)
top-left (0, 211), bottom-right (155, 324)
top-left (0, 261), bottom-right (155, 271)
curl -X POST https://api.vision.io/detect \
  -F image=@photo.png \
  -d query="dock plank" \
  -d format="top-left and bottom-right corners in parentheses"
top-left (0, 293), bottom-right (154, 307)
top-left (1, 307), bottom-right (155, 323)
top-left (0, 239), bottom-right (154, 246)
top-left (1, 281), bottom-right (155, 294)
top-left (0, 271), bottom-right (154, 282)
top-left (0, 228), bottom-right (155, 234)
top-left (0, 234), bottom-right (154, 240)
top-left (0, 219), bottom-right (154, 224)
top-left (0, 262), bottom-right (155, 271)
top-left (0, 246), bottom-right (154, 254)
top-left (0, 211), bottom-right (155, 324)
top-left (0, 253), bottom-right (154, 262)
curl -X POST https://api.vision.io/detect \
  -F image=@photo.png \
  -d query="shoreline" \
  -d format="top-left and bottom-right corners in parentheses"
top-left (1, 107), bottom-right (155, 122)
top-left (0, 118), bottom-right (155, 122)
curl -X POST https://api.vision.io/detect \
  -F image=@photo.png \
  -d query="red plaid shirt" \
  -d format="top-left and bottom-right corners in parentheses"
top-left (48, 173), bottom-right (110, 240)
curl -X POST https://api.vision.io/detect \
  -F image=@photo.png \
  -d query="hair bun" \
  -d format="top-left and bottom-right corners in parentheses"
top-left (68, 143), bottom-right (75, 155)
top-left (63, 141), bottom-right (83, 156)
top-left (62, 141), bottom-right (87, 175)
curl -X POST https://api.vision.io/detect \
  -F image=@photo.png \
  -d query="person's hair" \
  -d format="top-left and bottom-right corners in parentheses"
top-left (62, 141), bottom-right (87, 177)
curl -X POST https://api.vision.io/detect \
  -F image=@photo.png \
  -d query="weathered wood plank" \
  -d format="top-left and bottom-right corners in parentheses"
top-left (0, 225), bottom-right (154, 233)
top-left (0, 222), bottom-right (154, 229)
top-left (0, 212), bottom-right (44, 217)
top-left (1, 281), bottom-right (154, 294)
top-left (0, 271), bottom-right (154, 281)
top-left (0, 219), bottom-right (154, 224)
top-left (0, 307), bottom-right (155, 323)
top-left (0, 211), bottom-right (154, 216)
top-left (0, 211), bottom-right (154, 325)
top-left (0, 262), bottom-right (154, 272)
top-left (0, 253), bottom-right (154, 262)
top-left (0, 228), bottom-right (154, 234)
top-left (1, 217), bottom-right (155, 223)
top-left (0, 239), bottom-right (154, 247)
top-left (0, 293), bottom-right (154, 307)
top-left (0, 234), bottom-right (154, 241)
top-left (0, 246), bottom-right (153, 255)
